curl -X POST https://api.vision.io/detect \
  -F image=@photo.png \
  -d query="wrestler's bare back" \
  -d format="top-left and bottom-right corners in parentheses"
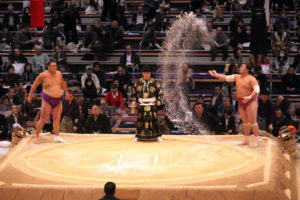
top-left (234, 74), bottom-right (258, 98)
top-left (39, 71), bottom-right (64, 98)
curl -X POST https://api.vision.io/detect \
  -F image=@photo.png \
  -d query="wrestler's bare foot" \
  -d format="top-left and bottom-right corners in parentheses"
top-left (34, 136), bottom-right (40, 144)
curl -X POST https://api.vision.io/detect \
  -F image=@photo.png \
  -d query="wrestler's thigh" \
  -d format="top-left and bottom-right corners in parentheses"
top-left (246, 100), bottom-right (258, 124)
top-left (238, 105), bottom-right (248, 123)
top-left (52, 101), bottom-right (63, 121)
top-left (40, 100), bottom-right (52, 121)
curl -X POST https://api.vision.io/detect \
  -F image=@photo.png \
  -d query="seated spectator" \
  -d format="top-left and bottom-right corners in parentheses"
top-left (230, 90), bottom-right (238, 114)
top-left (63, 5), bottom-right (81, 44)
top-left (141, 25), bottom-right (156, 50)
top-left (195, 8), bottom-right (207, 21)
top-left (0, 114), bottom-right (8, 140)
top-left (229, 14), bottom-right (242, 33)
top-left (54, 23), bottom-right (67, 49)
top-left (61, 91), bottom-right (80, 133)
top-left (53, 45), bottom-right (69, 72)
top-left (281, 67), bottom-right (299, 94)
top-left (22, 7), bottom-right (30, 27)
top-left (22, 94), bottom-right (41, 121)
top-left (3, 66), bottom-right (22, 86)
top-left (273, 108), bottom-right (290, 137)
top-left (257, 90), bottom-right (274, 133)
top-left (221, 81), bottom-right (235, 98)
top-left (275, 9), bottom-right (291, 31)
top-left (67, 72), bottom-right (82, 94)
top-left (209, 85), bottom-right (223, 115)
top-left (272, 25), bottom-right (289, 55)
top-left (219, 107), bottom-right (236, 135)
top-left (292, 47), bottom-right (300, 73)
top-left (194, 102), bottom-right (220, 134)
top-left (0, 26), bottom-right (12, 49)
top-left (0, 96), bottom-right (11, 113)
top-left (254, 66), bottom-right (269, 92)
top-left (83, 25), bottom-right (98, 50)
top-left (99, 182), bottom-right (119, 200)
top-left (82, 78), bottom-right (98, 100)
top-left (257, 54), bottom-right (272, 66)
top-left (81, 65), bottom-right (101, 93)
top-left (226, 48), bottom-right (242, 73)
top-left (84, 105), bottom-right (111, 133)
top-left (43, 25), bottom-right (55, 49)
top-left (179, 63), bottom-right (195, 93)
top-left (93, 62), bottom-right (106, 89)
top-left (131, 5), bottom-right (148, 31)
top-left (207, 21), bottom-right (216, 39)
top-left (120, 44), bottom-right (140, 73)
top-left (76, 96), bottom-right (89, 133)
top-left (7, 88), bottom-right (20, 105)
top-left (153, 9), bottom-right (169, 31)
top-left (195, 95), bottom-right (209, 111)
top-left (8, 48), bottom-right (27, 65)
top-left (212, 0), bottom-right (228, 22)
top-left (210, 27), bottom-right (228, 61)
top-left (32, 45), bottom-right (50, 73)
top-left (229, 26), bottom-right (249, 49)
top-left (110, 20), bottom-right (123, 49)
top-left (217, 97), bottom-right (235, 119)
top-left (105, 84), bottom-right (126, 120)
top-left (115, 7), bottom-right (128, 31)
top-left (14, 82), bottom-right (26, 105)
top-left (113, 66), bottom-right (130, 97)
top-left (49, 11), bottom-right (63, 29)
top-left (22, 63), bottom-right (36, 92)
top-left (274, 49), bottom-right (289, 73)
top-left (3, 5), bottom-right (20, 31)
top-left (93, 19), bottom-right (113, 54)
top-left (6, 105), bottom-right (26, 139)
top-left (14, 25), bottom-right (34, 50)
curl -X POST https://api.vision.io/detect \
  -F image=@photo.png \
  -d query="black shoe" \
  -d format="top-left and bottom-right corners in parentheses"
top-left (210, 57), bottom-right (215, 61)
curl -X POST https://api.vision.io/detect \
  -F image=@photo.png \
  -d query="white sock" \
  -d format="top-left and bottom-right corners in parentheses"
top-left (54, 136), bottom-right (66, 143)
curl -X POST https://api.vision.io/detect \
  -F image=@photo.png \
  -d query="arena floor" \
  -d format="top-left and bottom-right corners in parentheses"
top-left (0, 134), bottom-right (297, 200)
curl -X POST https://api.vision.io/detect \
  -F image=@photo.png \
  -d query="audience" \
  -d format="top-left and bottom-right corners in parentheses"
top-left (93, 62), bottom-right (107, 89)
top-left (81, 65), bottom-right (101, 93)
top-left (132, 5), bottom-right (148, 31)
top-left (110, 20), bottom-right (123, 49)
top-left (53, 45), bottom-right (69, 72)
top-left (6, 105), bottom-right (26, 139)
top-left (209, 86), bottom-right (223, 115)
top-left (99, 182), bottom-right (119, 200)
top-left (113, 66), bottom-right (131, 98)
top-left (3, 66), bottom-right (22, 86)
top-left (257, 90), bottom-right (274, 133)
top-left (281, 67), bottom-right (299, 94)
top-left (82, 78), bottom-right (98, 100)
top-left (14, 25), bottom-right (34, 50)
top-left (141, 25), bottom-right (156, 50)
top-left (8, 48), bottom-right (27, 65)
top-left (84, 105), bottom-right (111, 133)
top-left (273, 107), bottom-right (290, 137)
top-left (212, 0), bottom-right (228, 22)
top-left (105, 84), bottom-right (126, 118)
top-left (32, 45), bottom-right (50, 73)
top-left (63, 5), bottom-right (81, 44)
top-left (274, 49), bottom-right (289, 73)
top-left (210, 27), bottom-right (228, 61)
top-left (3, 5), bottom-right (20, 31)
top-left (61, 91), bottom-right (79, 133)
top-left (0, 114), bottom-right (8, 140)
top-left (219, 107), bottom-right (236, 135)
top-left (119, 45), bottom-right (140, 73)
top-left (22, 94), bottom-right (41, 121)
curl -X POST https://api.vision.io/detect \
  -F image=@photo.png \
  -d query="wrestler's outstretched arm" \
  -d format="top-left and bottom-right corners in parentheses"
top-left (28, 74), bottom-right (44, 103)
top-left (208, 70), bottom-right (235, 82)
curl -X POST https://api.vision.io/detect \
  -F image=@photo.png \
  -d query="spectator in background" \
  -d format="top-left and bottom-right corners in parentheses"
top-left (217, 96), bottom-right (235, 119)
top-left (272, 25), bottom-right (289, 55)
top-left (93, 19), bottom-right (113, 55)
top-left (120, 44), bottom-right (140, 73)
top-left (54, 23), bottom-right (67, 49)
top-left (99, 182), bottom-right (119, 200)
top-left (229, 14), bottom-right (242, 33)
top-left (254, 66), bottom-right (269, 92)
top-left (273, 108), bottom-right (290, 137)
top-left (226, 47), bottom-right (242, 72)
top-left (219, 107), bottom-right (236, 135)
top-left (292, 47), bottom-right (300, 73)
top-left (105, 84), bottom-right (126, 118)
top-left (63, 5), bottom-right (81, 44)
top-left (275, 9), bottom-right (291, 31)
top-left (113, 66), bottom-right (130, 98)
top-left (281, 67), bottom-right (299, 93)
top-left (0, 26), bottom-right (12, 48)
top-left (257, 90), bottom-right (274, 133)
top-left (274, 49), bottom-right (289, 73)
top-left (22, 93), bottom-right (41, 121)
top-left (3, 5), bottom-right (20, 31)
top-left (132, 5), bottom-right (148, 31)
top-left (101, 0), bottom-right (116, 22)
top-left (194, 102), bottom-right (220, 134)
top-left (141, 25), bottom-right (156, 50)
top-left (278, 97), bottom-right (293, 123)
top-left (93, 62), bottom-right (106, 89)
top-left (81, 65), bottom-right (101, 93)
top-left (8, 48), bottom-right (27, 66)
top-left (15, 25), bottom-right (34, 50)
top-left (49, 12), bottom-right (63, 29)
top-left (6, 105), bottom-right (26, 139)
top-left (230, 89), bottom-right (238, 114)
top-left (75, 96), bottom-right (87, 133)
top-left (0, 114), bottom-right (8, 140)
top-left (207, 22), bottom-right (216, 39)
top-left (3, 66), bottom-right (22, 86)
top-left (53, 45), bottom-right (69, 72)
top-left (209, 85), bottom-right (223, 115)
top-left (0, 96), bottom-right (11, 113)
top-left (229, 26), bottom-right (249, 49)
top-left (110, 20), bottom-right (123, 49)
top-left (153, 9), bottom-right (169, 31)
top-left (84, 105), bottom-right (111, 133)
top-left (22, 7), bottom-right (30, 27)
top-left (43, 25), bottom-right (55, 49)
top-left (180, 63), bottom-right (195, 93)
top-left (61, 91), bottom-right (79, 133)
top-left (195, 8), bottom-right (207, 21)
top-left (32, 45), bottom-right (50, 73)
top-left (210, 27), bottom-right (228, 61)
top-left (196, 95), bottom-right (209, 111)
top-left (7, 88), bottom-right (19, 105)
top-left (83, 25), bottom-right (98, 50)
top-left (22, 63), bottom-right (36, 92)
top-left (14, 82), bottom-right (26, 105)
top-left (82, 78), bottom-right (98, 100)
top-left (67, 72), bottom-right (81, 94)
top-left (212, 0), bottom-right (227, 22)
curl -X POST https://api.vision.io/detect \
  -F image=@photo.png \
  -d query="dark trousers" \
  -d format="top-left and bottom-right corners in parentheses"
top-left (101, 1), bottom-right (116, 21)
top-left (64, 27), bottom-right (78, 44)
top-left (211, 45), bottom-right (228, 59)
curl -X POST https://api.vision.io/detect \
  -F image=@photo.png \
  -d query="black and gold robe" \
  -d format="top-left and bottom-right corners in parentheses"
top-left (131, 77), bottom-right (163, 139)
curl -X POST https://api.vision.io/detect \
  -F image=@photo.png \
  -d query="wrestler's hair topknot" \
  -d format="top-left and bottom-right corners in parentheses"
top-left (46, 60), bottom-right (57, 66)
